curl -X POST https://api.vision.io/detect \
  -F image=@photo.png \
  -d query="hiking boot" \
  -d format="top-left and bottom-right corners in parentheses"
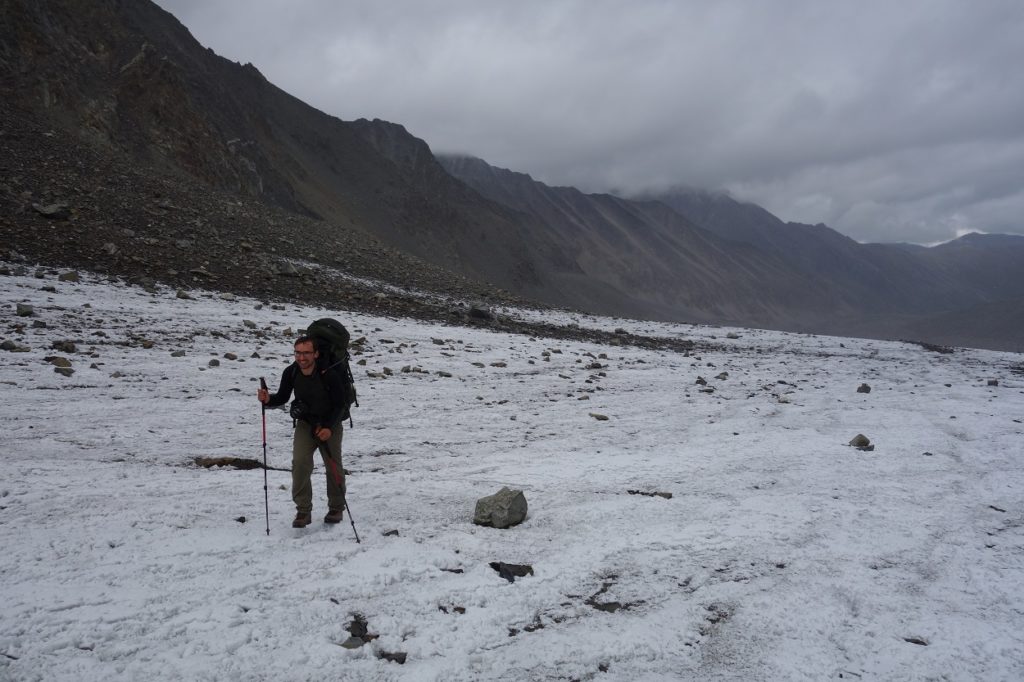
top-left (324, 508), bottom-right (344, 524)
top-left (292, 512), bottom-right (312, 528)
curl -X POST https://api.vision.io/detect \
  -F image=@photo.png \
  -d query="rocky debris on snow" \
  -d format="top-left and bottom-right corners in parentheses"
top-left (628, 490), bottom-right (673, 499)
top-left (489, 562), bottom-right (534, 583)
top-left (849, 434), bottom-right (874, 451)
top-left (903, 339), bottom-right (955, 354)
top-left (51, 340), bottom-right (76, 353)
top-left (16, 304), bottom-right (34, 317)
top-left (57, 271), bottom-right (79, 282)
top-left (988, 379), bottom-right (999, 386)
top-left (46, 356), bottom-right (71, 368)
top-left (474, 486), bottom-right (528, 529)
top-left (170, 350), bottom-right (185, 357)
top-left (2, 340), bottom-right (30, 352)
top-left (378, 651), bottom-right (407, 664)
top-left (695, 376), bottom-right (707, 385)
top-left (193, 456), bottom-right (289, 471)
top-left (340, 613), bottom-right (378, 650)
top-left (586, 575), bottom-right (644, 613)
top-left (857, 383), bottom-right (871, 393)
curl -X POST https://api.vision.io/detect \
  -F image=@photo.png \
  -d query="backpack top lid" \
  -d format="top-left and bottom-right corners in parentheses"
top-left (306, 318), bottom-right (350, 369)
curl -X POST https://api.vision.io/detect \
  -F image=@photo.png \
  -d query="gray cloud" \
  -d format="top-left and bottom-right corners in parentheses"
top-left (157, 0), bottom-right (1024, 244)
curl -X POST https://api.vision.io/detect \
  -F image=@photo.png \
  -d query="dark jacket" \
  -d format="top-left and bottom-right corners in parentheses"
top-left (266, 361), bottom-right (348, 428)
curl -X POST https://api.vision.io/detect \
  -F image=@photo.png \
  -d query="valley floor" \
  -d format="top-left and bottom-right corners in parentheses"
top-left (1, 266), bottom-right (1022, 681)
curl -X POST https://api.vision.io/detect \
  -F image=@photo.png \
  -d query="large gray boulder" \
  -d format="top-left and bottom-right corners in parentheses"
top-left (474, 487), bottom-right (527, 529)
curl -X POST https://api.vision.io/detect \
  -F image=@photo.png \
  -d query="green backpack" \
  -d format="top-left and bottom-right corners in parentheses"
top-left (305, 318), bottom-right (358, 423)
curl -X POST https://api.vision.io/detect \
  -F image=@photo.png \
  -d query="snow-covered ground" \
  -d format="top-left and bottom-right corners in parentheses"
top-left (1, 266), bottom-right (1022, 681)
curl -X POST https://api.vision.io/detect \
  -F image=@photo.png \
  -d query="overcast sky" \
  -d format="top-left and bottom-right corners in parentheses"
top-left (156, 0), bottom-right (1024, 244)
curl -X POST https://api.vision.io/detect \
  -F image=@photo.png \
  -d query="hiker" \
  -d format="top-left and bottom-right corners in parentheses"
top-left (258, 336), bottom-right (348, 528)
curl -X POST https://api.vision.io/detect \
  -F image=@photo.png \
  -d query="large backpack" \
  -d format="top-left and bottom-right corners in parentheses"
top-left (305, 318), bottom-right (358, 424)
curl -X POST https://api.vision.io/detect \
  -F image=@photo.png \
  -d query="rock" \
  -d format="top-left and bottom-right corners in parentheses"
top-left (726, 332), bottom-right (740, 339)
top-left (695, 376), bottom-right (707, 385)
top-left (224, 352), bottom-right (238, 360)
top-left (16, 303), bottom-right (34, 317)
top-left (101, 242), bottom-right (118, 255)
top-left (468, 304), bottom-right (493, 320)
top-left (849, 434), bottom-right (871, 447)
top-left (243, 319), bottom-right (257, 329)
top-left (589, 412), bottom-right (610, 421)
top-left (340, 636), bottom-right (364, 650)
top-left (219, 292), bottom-right (236, 301)
top-left (170, 350), bottom-right (186, 357)
top-left (988, 379), bottom-right (999, 386)
top-left (58, 271), bottom-right (80, 282)
top-left (176, 290), bottom-right (192, 299)
top-left (46, 356), bottom-right (72, 368)
top-left (208, 359), bottom-right (220, 367)
top-left (715, 372), bottom-right (728, 380)
top-left (31, 202), bottom-right (71, 220)
top-left (489, 561), bottom-right (534, 583)
top-left (51, 340), bottom-right (76, 353)
top-left (276, 262), bottom-right (299, 278)
top-left (474, 487), bottom-right (528, 529)
top-left (857, 383), bottom-right (871, 393)
top-left (627, 489), bottom-right (673, 499)
top-left (54, 367), bottom-right (74, 377)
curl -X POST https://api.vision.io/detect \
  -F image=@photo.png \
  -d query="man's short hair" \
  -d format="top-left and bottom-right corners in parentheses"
top-left (294, 336), bottom-right (315, 348)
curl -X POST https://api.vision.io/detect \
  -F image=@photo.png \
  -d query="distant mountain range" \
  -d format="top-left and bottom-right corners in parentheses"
top-left (2, 0), bottom-right (1022, 351)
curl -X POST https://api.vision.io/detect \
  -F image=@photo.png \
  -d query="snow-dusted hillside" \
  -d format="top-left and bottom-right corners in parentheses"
top-left (1, 267), bottom-right (1022, 681)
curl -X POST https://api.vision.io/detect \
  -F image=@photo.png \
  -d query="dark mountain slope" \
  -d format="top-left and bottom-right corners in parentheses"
top-left (0, 0), bottom-right (556, 299)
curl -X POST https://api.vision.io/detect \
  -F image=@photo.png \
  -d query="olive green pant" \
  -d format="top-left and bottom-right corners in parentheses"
top-left (292, 420), bottom-right (345, 513)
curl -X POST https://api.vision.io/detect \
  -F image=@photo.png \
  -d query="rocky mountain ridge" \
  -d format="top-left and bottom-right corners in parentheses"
top-left (2, 0), bottom-right (1022, 352)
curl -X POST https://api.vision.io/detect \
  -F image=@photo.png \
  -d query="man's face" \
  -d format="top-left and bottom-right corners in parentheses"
top-left (294, 341), bottom-right (318, 371)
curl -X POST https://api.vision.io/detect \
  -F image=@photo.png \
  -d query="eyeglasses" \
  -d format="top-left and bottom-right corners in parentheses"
top-left (294, 350), bottom-right (315, 356)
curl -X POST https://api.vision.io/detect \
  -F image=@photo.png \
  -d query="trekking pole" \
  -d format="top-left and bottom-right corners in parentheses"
top-left (260, 377), bottom-right (270, 536)
top-left (322, 442), bottom-right (360, 544)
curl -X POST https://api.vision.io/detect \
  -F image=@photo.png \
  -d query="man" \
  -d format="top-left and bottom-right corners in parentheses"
top-left (258, 336), bottom-right (348, 528)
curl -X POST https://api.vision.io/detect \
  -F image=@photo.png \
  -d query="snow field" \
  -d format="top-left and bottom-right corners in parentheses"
top-left (1, 267), bottom-right (1022, 681)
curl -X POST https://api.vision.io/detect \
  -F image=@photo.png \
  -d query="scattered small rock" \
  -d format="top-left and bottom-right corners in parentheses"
top-left (988, 379), bottom-right (999, 387)
top-left (627, 489), bottom-right (673, 499)
top-left (489, 562), bottom-right (534, 583)
top-left (857, 383), bottom-right (871, 393)
top-left (16, 304), bottom-right (34, 317)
